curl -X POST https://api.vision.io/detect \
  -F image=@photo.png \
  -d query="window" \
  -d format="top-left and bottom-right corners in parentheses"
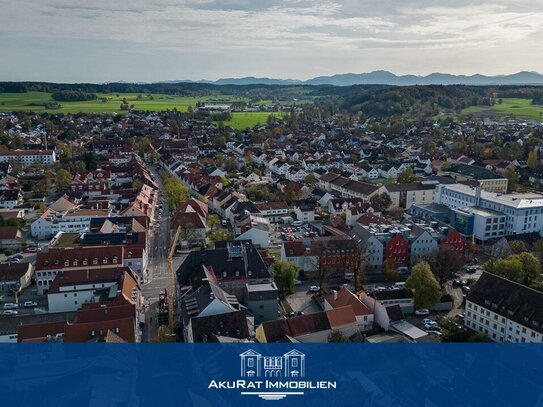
top-left (292, 359), bottom-right (298, 368)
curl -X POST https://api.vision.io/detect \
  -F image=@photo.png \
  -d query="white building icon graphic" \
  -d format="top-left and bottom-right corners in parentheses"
top-left (240, 349), bottom-right (305, 378)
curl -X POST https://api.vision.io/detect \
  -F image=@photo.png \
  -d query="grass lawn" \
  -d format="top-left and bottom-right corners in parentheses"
top-left (220, 112), bottom-right (283, 129)
top-left (0, 91), bottom-right (247, 114)
top-left (462, 98), bottom-right (543, 120)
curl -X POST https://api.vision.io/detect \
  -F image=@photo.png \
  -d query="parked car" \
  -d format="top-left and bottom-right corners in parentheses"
top-left (466, 267), bottom-right (477, 274)
top-left (309, 286), bottom-right (320, 293)
top-left (457, 313), bottom-right (465, 319)
top-left (422, 318), bottom-right (434, 325)
top-left (23, 301), bottom-right (38, 308)
top-left (424, 323), bottom-right (440, 331)
top-left (294, 279), bottom-right (302, 286)
top-left (3, 303), bottom-right (19, 310)
top-left (415, 309), bottom-right (430, 316)
top-left (24, 247), bottom-right (37, 253)
top-left (2, 310), bottom-right (18, 316)
top-left (462, 286), bottom-right (471, 294)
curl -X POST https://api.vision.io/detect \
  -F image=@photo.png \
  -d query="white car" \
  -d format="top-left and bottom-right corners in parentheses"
top-left (422, 318), bottom-right (434, 325)
top-left (3, 303), bottom-right (19, 310)
top-left (294, 280), bottom-right (302, 286)
top-left (309, 286), bottom-right (320, 293)
top-left (2, 310), bottom-right (18, 316)
top-left (415, 309), bottom-right (430, 316)
top-left (23, 301), bottom-right (38, 308)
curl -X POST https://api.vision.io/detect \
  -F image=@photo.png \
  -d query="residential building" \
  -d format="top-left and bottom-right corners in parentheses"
top-left (254, 201), bottom-right (289, 223)
top-left (0, 189), bottom-right (23, 209)
top-left (465, 272), bottom-right (543, 343)
top-left (0, 262), bottom-right (33, 293)
top-left (46, 266), bottom-right (141, 313)
top-left (324, 288), bottom-right (374, 331)
top-left (255, 306), bottom-right (359, 343)
top-left (244, 282), bottom-right (279, 324)
top-left (438, 163), bottom-right (508, 193)
top-left (0, 226), bottom-right (23, 249)
top-left (0, 149), bottom-right (56, 166)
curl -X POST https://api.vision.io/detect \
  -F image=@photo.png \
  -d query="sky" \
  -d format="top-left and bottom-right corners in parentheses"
top-left (0, 0), bottom-right (542, 83)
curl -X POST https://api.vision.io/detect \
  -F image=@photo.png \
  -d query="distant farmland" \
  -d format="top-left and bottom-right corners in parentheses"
top-left (462, 98), bottom-right (543, 120)
top-left (0, 91), bottom-right (246, 114)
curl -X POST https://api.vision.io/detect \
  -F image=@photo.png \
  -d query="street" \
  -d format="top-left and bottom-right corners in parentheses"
top-left (141, 165), bottom-right (171, 341)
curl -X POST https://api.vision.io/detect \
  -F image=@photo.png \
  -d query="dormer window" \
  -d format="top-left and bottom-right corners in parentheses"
top-left (73, 260), bottom-right (78, 266)
top-left (64, 260), bottom-right (69, 266)
top-left (103, 257), bottom-right (108, 264)
top-left (54, 259), bottom-right (60, 265)
top-left (93, 258), bottom-right (98, 265)
top-left (82, 259), bottom-right (88, 266)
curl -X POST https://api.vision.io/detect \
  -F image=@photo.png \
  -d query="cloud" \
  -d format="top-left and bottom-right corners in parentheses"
top-left (0, 0), bottom-right (541, 81)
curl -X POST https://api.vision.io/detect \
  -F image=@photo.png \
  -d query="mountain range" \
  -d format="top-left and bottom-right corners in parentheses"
top-left (162, 71), bottom-right (543, 86)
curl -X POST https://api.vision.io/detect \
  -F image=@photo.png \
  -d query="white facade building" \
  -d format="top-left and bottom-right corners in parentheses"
top-left (465, 272), bottom-right (543, 343)
top-left (0, 150), bottom-right (56, 165)
top-left (435, 184), bottom-right (543, 236)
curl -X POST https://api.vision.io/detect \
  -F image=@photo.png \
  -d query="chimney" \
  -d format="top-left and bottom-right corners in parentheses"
top-left (332, 290), bottom-right (338, 301)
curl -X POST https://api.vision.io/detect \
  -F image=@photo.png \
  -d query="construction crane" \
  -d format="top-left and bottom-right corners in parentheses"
top-left (167, 225), bottom-right (182, 334)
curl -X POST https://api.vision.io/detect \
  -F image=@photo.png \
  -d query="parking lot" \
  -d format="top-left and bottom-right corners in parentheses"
top-left (285, 283), bottom-right (322, 315)
top-left (277, 224), bottom-right (319, 241)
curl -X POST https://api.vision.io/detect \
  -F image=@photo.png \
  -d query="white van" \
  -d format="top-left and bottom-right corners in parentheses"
top-left (292, 220), bottom-right (304, 227)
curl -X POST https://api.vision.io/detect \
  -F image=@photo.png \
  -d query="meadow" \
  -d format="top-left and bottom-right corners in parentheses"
top-left (462, 98), bottom-right (543, 120)
top-left (0, 91), bottom-right (297, 129)
top-left (220, 112), bottom-right (280, 129)
top-left (0, 91), bottom-right (245, 114)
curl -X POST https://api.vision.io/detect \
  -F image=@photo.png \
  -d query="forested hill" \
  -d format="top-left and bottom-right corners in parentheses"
top-left (338, 85), bottom-right (494, 117)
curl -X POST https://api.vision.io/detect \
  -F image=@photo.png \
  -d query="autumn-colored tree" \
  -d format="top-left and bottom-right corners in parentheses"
top-left (405, 262), bottom-right (442, 309)
top-left (527, 149), bottom-right (538, 169)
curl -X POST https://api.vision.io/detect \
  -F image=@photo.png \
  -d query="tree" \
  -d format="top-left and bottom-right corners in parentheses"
top-left (504, 169), bottom-right (519, 193)
top-left (432, 246), bottom-right (464, 286)
top-left (224, 157), bottom-right (239, 173)
top-left (397, 167), bottom-right (416, 184)
top-left (56, 169), bottom-right (72, 192)
top-left (370, 192), bottom-right (392, 212)
top-left (382, 258), bottom-right (398, 282)
top-left (328, 330), bottom-right (349, 342)
top-left (405, 262), bottom-right (441, 309)
top-left (207, 214), bottom-right (220, 231)
top-left (527, 149), bottom-right (538, 169)
top-left (485, 252), bottom-right (541, 286)
top-left (160, 171), bottom-right (189, 211)
top-left (209, 229), bottom-right (232, 241)
top-left (304, 173), bottom-right (317, 187)
top-left (517, 252), bottom-right (541, 285)
top-left (273, 260), bottom-right (298, 295)
top-left (508, 240), bottom-right (528, 255)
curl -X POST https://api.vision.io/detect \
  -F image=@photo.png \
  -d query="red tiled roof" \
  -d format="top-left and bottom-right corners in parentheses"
top-left (282, 241), bottom-right (305, 257)
top-left (325, 288), bottom-right (372, 316)
top-left (325, 305), bottom-right (357, 329)
top-left (0, 226), bottom-right (20, 240)
top-left (17, 321), bottom-right (66, 343)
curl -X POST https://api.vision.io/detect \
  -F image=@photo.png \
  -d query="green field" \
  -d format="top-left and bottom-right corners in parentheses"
top-left (0, 91), bottom-right (247, 114)
top-left (462, 98), bottom-right (543, 120)
top-left (221, 112), bottom-right (282, 129)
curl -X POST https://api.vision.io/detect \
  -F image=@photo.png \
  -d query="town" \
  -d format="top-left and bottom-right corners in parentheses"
top-left (1, 84), bottom-right (543, 345)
